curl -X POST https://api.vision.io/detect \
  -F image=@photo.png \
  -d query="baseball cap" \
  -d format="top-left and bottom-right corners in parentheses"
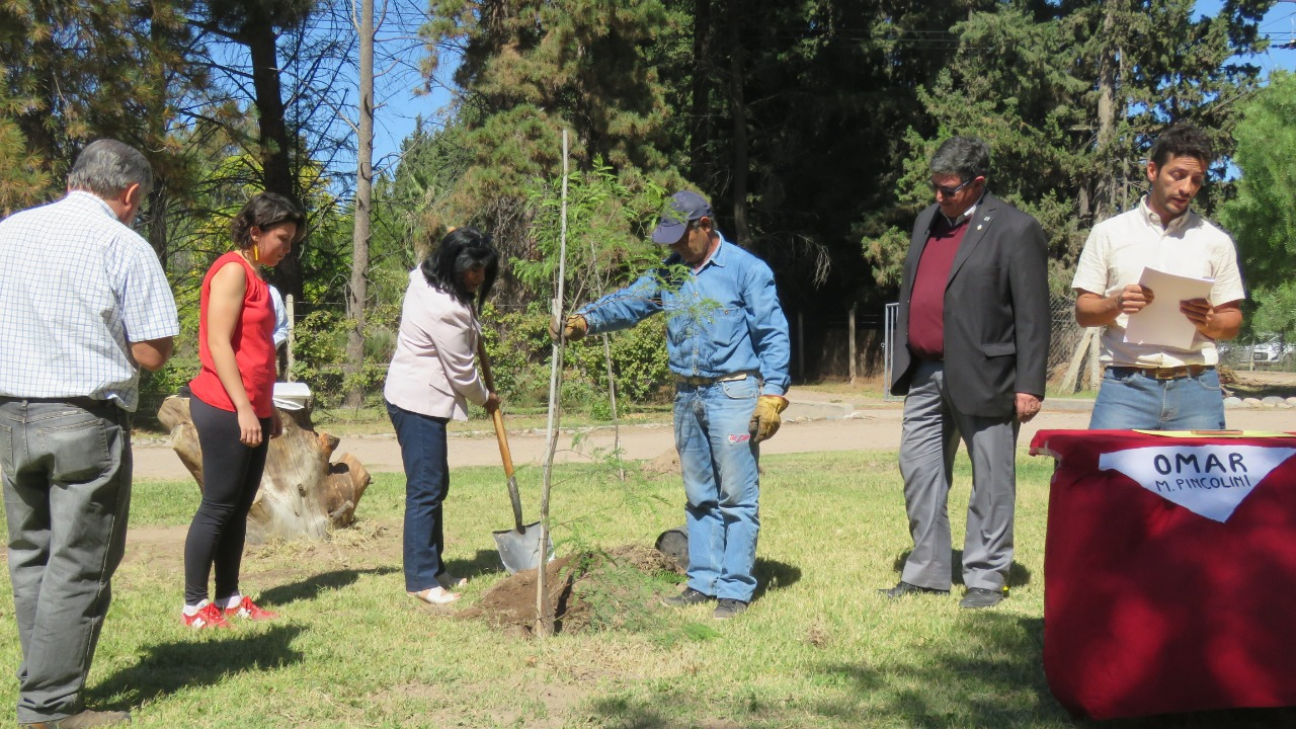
top-left (651, 191), bottom-right (713, 244)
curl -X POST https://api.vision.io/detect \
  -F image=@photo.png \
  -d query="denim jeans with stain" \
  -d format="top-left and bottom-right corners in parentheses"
top-left (674, 376), bottom-right (762, 603)
top-left (0, 399), bottom-right (130, 724)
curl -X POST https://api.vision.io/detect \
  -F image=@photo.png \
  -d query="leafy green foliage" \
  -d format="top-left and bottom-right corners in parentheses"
top-left (417, 0), bottom-right (683, 288)
top-left (1220, 70), bottom-right (1296, 292)
top-left (861, 0), bottom-right (1274, 293)
top-left (1218, 70), bottom-right (1296, 347)
top-left (290, 303), bottom-right (401, 407)
top-left (0, 0), bottom-right (200, 197)
top-left (516, 157), bottom-right (668, 307)
top-left (480, 303), bottom-right (672, 410)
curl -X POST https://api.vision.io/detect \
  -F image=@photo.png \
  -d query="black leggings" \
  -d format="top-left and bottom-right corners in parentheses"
top-left (183, 396), bottom-right (271, 605)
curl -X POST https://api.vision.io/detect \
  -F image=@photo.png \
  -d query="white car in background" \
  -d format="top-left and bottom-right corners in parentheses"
top-left (1237, 338), bottom-right (1294, 366)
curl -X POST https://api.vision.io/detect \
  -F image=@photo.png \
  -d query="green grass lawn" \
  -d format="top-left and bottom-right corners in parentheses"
top-left (1, 451), bottom-right (1292, 728)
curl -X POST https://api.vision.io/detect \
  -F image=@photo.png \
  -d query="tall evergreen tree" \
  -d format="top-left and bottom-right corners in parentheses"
top-left (1220, 70), bottom-right (1296, 344)
top-left (862, 0), bottom-right (1275, 291)
top-left (1219, 69), bottom-right (1296, 292)
top-left (419, 0), bottom-right (684, 297)
top-left (0, 0), bottom-right (199, 201)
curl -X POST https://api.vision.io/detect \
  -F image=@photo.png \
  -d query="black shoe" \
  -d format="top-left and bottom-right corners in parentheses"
top-left (662, 587), bottom-right (713, 608)
top-left (960, 587), bottom-right (1007, 609)
top-left (713, 598), bottom-right (748, 620)
top-left (879, 581), bottom-right (950, 598)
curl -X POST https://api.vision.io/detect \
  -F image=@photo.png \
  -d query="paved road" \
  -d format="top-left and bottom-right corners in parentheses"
top-left (131, 401), bottom-right (1296, 480)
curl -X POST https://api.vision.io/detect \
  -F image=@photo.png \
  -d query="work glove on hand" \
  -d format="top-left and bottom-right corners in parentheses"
top-left (748, 395), bottom-right (789, 444)
top-left (548, 314), bottom-right (588, 343)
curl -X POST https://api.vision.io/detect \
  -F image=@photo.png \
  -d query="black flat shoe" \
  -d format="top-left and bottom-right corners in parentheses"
top-left (960, 587), bottom-right (1008, 609)
top-left (879, 581), bottom-right (950, 598)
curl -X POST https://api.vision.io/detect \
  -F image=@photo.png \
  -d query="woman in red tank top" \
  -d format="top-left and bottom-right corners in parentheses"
top-left (182, 192), bottom-right (304, 629)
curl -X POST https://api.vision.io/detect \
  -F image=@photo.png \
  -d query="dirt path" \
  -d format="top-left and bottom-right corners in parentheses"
top-left (130, 402), bottom-right (1296, 480)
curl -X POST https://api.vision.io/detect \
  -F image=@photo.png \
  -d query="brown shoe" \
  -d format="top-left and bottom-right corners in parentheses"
top-left (23, 708), bottom-right (132, 728)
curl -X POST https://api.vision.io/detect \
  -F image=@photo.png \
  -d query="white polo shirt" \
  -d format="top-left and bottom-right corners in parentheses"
top-left (1071, 197), bottom-right (1245, 368)
top-left (0, 192), bottom-right (179, 411)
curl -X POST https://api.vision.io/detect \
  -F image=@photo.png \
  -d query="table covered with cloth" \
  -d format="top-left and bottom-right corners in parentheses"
top-left (1029, 428), bottom-right (1296, 720)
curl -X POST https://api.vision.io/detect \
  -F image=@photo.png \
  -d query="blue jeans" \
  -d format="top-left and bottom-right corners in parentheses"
top-left (0, 398), bottom-right (130, 724)
top-left (386, 401), bottom-right (451, 592)
top-left (1089, 367), bottom-right (1227, 430)
top-left (674, 376), bottom-right (761, 602)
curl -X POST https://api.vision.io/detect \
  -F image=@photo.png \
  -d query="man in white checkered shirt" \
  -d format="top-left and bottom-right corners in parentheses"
top-left (0, 140), bottom-right (179, 729)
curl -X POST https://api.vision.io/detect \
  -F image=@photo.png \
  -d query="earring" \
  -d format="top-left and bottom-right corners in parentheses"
top-left (253, 245), bottom-right (261, 263)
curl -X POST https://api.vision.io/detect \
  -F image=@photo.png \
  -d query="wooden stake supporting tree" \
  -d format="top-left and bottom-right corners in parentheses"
top-left (535, 128), bottom-right (572, 638)
top-left (157, 396), bottom-right (372, 543)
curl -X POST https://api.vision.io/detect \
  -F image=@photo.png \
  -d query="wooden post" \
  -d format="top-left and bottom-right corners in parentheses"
top-left (1061, 328), bottom-right (1100, 394)
top-left (848, 304), bottom-right (857, 385)
top-left (285, 294), bottom-right (295, 382)
top-left (1088, 327), bottom-right (1103, 390)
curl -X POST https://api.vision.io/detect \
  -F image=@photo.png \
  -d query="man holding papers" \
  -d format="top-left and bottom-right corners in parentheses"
top-left (1072, 124), bottom-right (1245, 430)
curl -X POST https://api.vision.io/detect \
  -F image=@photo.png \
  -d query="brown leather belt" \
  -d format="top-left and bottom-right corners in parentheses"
top-left (1111, 365), bottom-right (1212, 380)
top-left (673, 372), bottom-right (753, 386)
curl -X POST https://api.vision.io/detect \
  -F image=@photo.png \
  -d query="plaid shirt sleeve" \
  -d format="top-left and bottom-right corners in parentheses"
top-left (109, 236), bottom-right (180, 343)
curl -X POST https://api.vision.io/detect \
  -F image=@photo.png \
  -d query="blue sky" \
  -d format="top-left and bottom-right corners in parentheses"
top-left (368, 1), bottom-right (1296, 171)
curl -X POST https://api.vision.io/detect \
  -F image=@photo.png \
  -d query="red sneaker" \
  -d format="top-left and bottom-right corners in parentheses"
top-left (223, 596), bottom-right (278, 621)
top-left (183, 602), bottom-right (232, 629)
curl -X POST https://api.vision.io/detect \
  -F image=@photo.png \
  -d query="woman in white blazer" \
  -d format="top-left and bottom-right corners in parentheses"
top-left (384, 227), bottom-right (500, 605)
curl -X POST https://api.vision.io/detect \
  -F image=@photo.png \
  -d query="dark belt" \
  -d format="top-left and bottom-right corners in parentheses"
top-left (0, 395), bottom-right (118, 411)
top-left (673, 372), bottom-right (753, 386)
top-left (1111, 365), bottom-right (1212, 380)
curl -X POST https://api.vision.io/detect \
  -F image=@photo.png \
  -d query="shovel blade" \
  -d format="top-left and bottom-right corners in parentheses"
top-left (492, 522), bottom-right (551, 574)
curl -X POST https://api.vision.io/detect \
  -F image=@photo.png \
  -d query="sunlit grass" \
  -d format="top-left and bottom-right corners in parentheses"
top-left (1, 451), bottom-right (1289, 727)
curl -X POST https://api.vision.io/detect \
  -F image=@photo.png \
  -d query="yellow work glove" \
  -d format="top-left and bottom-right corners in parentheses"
top-left (748, 395), bottom-right (789, 444)
top-left (548, 314), bottom-right (588, 342)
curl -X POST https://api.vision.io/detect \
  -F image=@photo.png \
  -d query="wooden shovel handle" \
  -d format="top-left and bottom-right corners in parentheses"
top-left (476, 339), bottom-right (515, 479)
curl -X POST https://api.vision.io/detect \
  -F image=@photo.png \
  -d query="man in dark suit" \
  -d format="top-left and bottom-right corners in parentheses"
top-left (882, 136), bottom-right (1050, 609)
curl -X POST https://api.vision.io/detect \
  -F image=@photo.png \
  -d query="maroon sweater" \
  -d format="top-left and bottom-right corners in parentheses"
top-left (907, 214), bottom-right (969, 360)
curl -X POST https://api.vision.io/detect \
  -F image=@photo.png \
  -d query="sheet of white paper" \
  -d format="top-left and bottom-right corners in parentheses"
top-left (1123, 267), bottom-right (1214, 350)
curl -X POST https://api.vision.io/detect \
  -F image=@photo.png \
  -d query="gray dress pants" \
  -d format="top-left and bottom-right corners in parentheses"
top-left (897, 360), bottom-right (1019, 591)
top-left (0, 399), bottom-right (130, 724)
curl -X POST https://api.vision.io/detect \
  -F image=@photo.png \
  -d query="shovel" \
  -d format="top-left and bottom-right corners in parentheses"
top-left (477, 340), bottom-right (549, 574)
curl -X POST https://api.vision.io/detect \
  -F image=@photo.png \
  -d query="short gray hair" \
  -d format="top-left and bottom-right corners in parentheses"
top-left (67, 140), bottom-right (153, 198)
top-left (930, 136), bottom-right (991, 182)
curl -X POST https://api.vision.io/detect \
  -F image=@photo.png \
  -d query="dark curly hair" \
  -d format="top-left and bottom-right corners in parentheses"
top-left (231, 192), bottom-right (306, 250)
top-left (420, 226), bottom-right (499, 310)
top-left (1149, 124), bottom-right (1214, 168)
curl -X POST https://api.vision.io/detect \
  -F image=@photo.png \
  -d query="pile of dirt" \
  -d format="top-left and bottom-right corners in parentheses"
top-left (641, 448), bottom-right (680, 475)
top-left (459, 544), bottom-right (682, 636)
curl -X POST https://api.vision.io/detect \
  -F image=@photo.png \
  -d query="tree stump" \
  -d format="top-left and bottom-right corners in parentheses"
top-left (157, 396), bottom-right (371, 543)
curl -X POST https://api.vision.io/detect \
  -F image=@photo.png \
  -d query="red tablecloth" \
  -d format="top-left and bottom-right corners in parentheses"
top-left (1030, 429), bottom-right (1296, 720)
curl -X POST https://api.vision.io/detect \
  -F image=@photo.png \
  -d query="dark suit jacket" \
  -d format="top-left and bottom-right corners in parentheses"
top-left (889, 193), bottom-right (1051, 418)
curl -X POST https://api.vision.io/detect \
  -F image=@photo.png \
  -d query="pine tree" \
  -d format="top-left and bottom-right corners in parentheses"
top-left (418, 0), bottom-right (684, 296)
top-left (0, 0), bottom-right (198, 202)
top-left (862, 0), bottom-right (1275, 290)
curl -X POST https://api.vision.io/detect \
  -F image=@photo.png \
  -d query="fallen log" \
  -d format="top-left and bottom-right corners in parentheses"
top-left (157, 396), bottom-right (371, 543)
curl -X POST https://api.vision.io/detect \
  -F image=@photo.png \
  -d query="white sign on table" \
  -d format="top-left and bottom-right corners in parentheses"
top-left (1099, 445), bottom-right (1296, 523)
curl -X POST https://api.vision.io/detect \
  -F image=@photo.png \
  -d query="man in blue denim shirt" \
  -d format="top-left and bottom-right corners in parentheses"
top-left (554, 191), bottom-right (790, 619)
